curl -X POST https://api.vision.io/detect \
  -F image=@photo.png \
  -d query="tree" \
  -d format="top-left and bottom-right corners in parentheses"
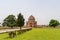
top-left (49, 19), bottom-right (59, 27)
top-left (17, 13), bottom-right (25, 29)
top-left (3, 15), bottom-right (17, 38)
top-left (3, 15), bottom-right (16, 28)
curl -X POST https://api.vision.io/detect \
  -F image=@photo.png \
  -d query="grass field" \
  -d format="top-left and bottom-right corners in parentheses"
top-left (0, 28), bottom-right (60, 40)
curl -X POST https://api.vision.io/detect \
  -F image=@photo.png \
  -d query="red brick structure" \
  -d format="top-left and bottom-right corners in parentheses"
top-left (26, 15), bottom-right (37, 27)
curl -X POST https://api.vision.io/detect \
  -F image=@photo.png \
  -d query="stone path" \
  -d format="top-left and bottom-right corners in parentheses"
top-left (0, 27), bottom-right (32, 34)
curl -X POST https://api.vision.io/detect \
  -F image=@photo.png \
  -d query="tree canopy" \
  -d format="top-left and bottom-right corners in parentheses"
top-left (17, 13), bottom-right (25, 29)
top-left (3, 15), bottom-right (16, 28)
top-left (49, 19), bottom-right (60, 27)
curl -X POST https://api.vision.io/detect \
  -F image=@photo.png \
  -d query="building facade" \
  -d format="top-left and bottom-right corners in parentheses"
top-left (26, 15), bottom-right (37, 27)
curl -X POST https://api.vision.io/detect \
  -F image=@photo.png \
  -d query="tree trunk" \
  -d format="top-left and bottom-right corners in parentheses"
top-left (11, 26), bottom-right (13, 29)
top-left (54, 26), bottom-right (55, 28)
top-left (20, 27), bottom-right (21, 30)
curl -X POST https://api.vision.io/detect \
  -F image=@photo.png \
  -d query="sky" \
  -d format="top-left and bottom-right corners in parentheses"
top-left (0, 0), bottom-right (60, 25)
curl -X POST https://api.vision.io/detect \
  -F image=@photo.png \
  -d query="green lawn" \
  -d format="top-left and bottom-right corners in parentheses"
top-left (0, 28), bottom-right (60, 40)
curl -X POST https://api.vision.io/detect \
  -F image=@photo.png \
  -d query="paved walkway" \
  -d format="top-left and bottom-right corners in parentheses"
top-left (0, 27), bottom-right (32, 34)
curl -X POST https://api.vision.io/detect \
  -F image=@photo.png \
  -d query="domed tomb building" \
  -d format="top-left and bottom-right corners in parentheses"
top-left (26, 15), bottom-right (37, 27)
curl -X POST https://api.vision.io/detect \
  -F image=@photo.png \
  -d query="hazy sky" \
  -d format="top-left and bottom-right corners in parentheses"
top-left (0, 0), bottom-right (60, 25)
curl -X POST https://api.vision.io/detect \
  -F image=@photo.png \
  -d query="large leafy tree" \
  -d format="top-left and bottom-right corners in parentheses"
top-left (49, 19), bottom-right (59, 27)
top-left (17, 13), bottom-right (25, 29)
top-left (3, 15), bottom-right (16, 28)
